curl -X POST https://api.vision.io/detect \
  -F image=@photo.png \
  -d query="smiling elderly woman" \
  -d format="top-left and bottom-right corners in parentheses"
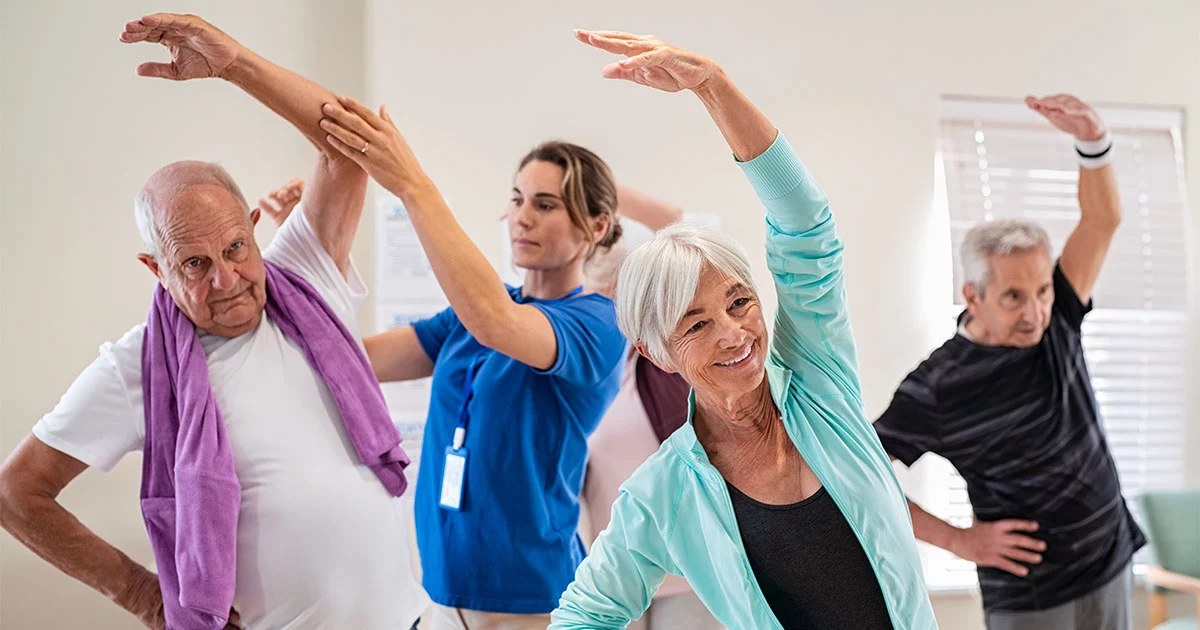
top-left (549, 32), bottom-right (938, 630)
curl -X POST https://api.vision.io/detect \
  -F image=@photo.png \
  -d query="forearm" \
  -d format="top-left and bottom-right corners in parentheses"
top-left (691, 70), bottom-right (778, 163)
top-left (907, 497), bottom-right (962, 553)
top-left (222, 48), bottom-right (345, 157)
top-left (616, 186), bottom-right (682, 231)
top-left (1078, 163), bottom-right (1121, 231)
top-left (0, 493), bottom-right (157, 617)
top-left (396, 183), bottom-right (516, 340)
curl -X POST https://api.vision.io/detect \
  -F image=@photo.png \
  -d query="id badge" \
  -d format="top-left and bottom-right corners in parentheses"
top-left (439, 446), bottom-right (468, 511)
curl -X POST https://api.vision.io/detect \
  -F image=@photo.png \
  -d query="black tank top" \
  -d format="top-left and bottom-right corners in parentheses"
top-left (727, 484), bottom-right (894, 629)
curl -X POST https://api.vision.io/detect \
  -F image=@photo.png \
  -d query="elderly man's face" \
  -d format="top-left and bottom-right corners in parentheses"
top-left (664, 265), bottom-right (768, 397)
top-left (138, 184), bottom-right (267, 338)
top-left (963, 246), bottom-right (1055, 348)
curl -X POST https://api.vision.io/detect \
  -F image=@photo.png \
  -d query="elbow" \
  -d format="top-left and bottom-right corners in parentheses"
top-left (0, 459), bottom-right (24, 531)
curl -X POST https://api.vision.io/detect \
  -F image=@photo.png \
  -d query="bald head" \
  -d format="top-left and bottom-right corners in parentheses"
top-left (135, 161), bottom-right (251, 257)
top-left (133, 161), bottom-right (267, 338)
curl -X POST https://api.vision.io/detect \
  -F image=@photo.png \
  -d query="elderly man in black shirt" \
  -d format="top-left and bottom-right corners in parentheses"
top-left (875, 94), bottom-right (1143, 630)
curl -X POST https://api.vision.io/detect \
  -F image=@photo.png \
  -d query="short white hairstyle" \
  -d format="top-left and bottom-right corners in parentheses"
top-left (961, 219), bottom-right (1052, 295)
top-left (135, 161), bottom-right (251, 257)
top-left (615, 223), bottom-right (757, 367)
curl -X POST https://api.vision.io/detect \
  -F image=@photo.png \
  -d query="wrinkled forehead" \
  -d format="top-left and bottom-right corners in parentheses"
top-left (987, 246), bottom-right (1054, 287)
top-left (158, 185), bottom-right (250, 245)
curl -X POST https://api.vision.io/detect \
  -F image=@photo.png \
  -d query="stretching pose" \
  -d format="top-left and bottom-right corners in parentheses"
top-left (548, 30), bottom-right (937, 630)
top-left (318, 53), bottom-right (629, 630)
top-left (0, 13), bottom-right (424, 630)
top-left (875, 95), bottom-right (1138, 630)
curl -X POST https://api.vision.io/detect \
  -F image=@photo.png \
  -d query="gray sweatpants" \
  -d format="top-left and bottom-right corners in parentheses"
top-left (985, 565), bottom-right (1133, 630)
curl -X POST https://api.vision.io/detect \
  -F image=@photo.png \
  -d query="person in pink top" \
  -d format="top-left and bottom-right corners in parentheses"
top-left (580, 191), bottom-right (723, 630)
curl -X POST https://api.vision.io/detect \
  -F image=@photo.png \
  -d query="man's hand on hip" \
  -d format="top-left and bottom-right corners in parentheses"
top-left (949, 519), bottom-right (1047, 577)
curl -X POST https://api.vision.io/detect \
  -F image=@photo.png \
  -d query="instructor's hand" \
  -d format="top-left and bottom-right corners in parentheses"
top-left (950, 519), bottom-right (1046, 577)
top-left (319, 97), bottom-right (430, 199)
top-left (119, 13), bottom-right (242, 81)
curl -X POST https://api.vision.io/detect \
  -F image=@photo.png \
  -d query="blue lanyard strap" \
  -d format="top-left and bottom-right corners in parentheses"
top-left (453, 285), bottom-right (584, 446)
top-left (456, 352), bottom-right (488, 431)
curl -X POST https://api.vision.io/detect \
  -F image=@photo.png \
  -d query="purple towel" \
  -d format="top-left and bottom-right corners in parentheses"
top-left (140, 261), bottom-right (409, 630)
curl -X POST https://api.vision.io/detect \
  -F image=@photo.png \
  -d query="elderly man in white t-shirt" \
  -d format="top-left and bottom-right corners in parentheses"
top-left (0, 13), bottom-right (426, 630)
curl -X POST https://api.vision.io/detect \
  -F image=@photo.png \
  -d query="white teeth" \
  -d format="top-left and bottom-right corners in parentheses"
top-left (717, 345), bottom-right (753, 366)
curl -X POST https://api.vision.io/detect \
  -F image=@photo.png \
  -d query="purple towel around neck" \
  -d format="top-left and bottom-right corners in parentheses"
top-left (140, 260), bottom-right (409, 630)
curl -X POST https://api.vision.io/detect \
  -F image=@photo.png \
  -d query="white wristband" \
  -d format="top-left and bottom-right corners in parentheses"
top-left (1075, 132), bottom-right (1113, 169)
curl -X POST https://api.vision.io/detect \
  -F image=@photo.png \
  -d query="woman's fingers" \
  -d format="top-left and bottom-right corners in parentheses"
top-left (324, 132), bottom-right (366, 165)
top-left (578, 31), bottom-right (657, 57)
top-left (321, 103), bottom-right (376, 140)
top-left (319, 118), bottom-right (368, 153)
top-left (338, 95), bottom-right (388, 131)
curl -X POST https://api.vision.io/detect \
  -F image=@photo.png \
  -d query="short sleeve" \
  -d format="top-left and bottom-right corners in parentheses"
top-left (531, 294), bottom-right (626, 387)
top-left (873, 368), bottom-right (943, 467)
top-left (1051, 260), bottom-right (1092, 331)
top-left (411, 305), bottom-right (460, 363)
top-left (262, 204), bottom-right (368, 334)
top-left (32, 326), bottom-right (146, 472)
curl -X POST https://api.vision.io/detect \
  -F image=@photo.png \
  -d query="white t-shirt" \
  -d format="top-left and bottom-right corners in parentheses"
top-left (33, 207), bottom-right (428, 630)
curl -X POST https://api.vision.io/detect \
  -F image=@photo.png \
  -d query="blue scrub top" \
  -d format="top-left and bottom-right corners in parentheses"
top-left (412, 285), bottom-right (626, 613)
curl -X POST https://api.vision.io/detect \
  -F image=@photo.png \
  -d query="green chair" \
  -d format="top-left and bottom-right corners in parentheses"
top-left (1137, 491), bottom-right (1200, 630)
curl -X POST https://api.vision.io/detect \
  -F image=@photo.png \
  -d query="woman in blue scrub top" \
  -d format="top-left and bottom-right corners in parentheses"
top-left (318, 97), bottom-right (627, 628)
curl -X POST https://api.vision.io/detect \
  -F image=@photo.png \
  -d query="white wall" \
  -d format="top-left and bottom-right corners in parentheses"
top-left (2, 1), bottom-right (1197, 629)
top-left (0, 2), bottom-right (365, 628)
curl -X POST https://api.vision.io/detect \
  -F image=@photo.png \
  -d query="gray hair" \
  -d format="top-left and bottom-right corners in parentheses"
top-left (615, 223), bottom-right (757, 367)
top-left (961, 219), bottom-right (1052, 295)
top-left (135, 161), bottom-right (251, 257)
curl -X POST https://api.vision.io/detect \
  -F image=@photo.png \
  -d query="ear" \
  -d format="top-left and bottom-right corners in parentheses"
top-left (137, 253), bottom-right (164, 284)
top-left (963, 283), bottom-right (982, 318)
top-left (250, 208), bottom-right (261, 226)
top-left (633, 341), bottom-right (679, 374)
top-left (591, 211), bottom-right (611, 244)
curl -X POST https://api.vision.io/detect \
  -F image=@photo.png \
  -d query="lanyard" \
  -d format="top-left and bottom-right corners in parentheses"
top-left (451, 285), bottom-right (584, 451)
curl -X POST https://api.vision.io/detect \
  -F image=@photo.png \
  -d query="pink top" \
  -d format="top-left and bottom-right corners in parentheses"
top-left (582, 353), bottom-right (691, 599)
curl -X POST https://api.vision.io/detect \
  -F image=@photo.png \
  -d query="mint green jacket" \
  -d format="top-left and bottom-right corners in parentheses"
top-left (549, 134), bottom-right (938, 629)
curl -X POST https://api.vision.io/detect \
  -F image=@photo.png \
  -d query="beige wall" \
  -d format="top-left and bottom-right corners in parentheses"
top-left (2, 1), bottom-right (1196, 628)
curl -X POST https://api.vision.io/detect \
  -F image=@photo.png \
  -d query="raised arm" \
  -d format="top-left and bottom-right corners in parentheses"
top-left (120, 13), bottom-right (368, 273)
top-left (0, 437), bottom-right (238, 629)
top-left (312, 94), bottom-right (570, 370)
top-left (1026, 94), bottom-right (1121, 304)
top-left (616, 185), bottom-right (682, 230)
top-left (576, 30), bottom-right (857, 396)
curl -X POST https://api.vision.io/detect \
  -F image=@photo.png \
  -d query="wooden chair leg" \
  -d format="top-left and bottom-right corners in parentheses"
top-left (1148, 590), bottom-right (1167, 628)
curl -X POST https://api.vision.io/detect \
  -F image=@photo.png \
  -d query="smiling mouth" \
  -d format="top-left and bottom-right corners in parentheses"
top-left (715, 343), bottom-right (753, 367)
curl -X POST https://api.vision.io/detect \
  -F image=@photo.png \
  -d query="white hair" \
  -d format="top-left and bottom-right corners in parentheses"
top-left (961, 220), bottom-right (1052, 295)
top-left (615, 223), bottom-right (757, 367)
top-left (135, 162), bottom-right (251, 257)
